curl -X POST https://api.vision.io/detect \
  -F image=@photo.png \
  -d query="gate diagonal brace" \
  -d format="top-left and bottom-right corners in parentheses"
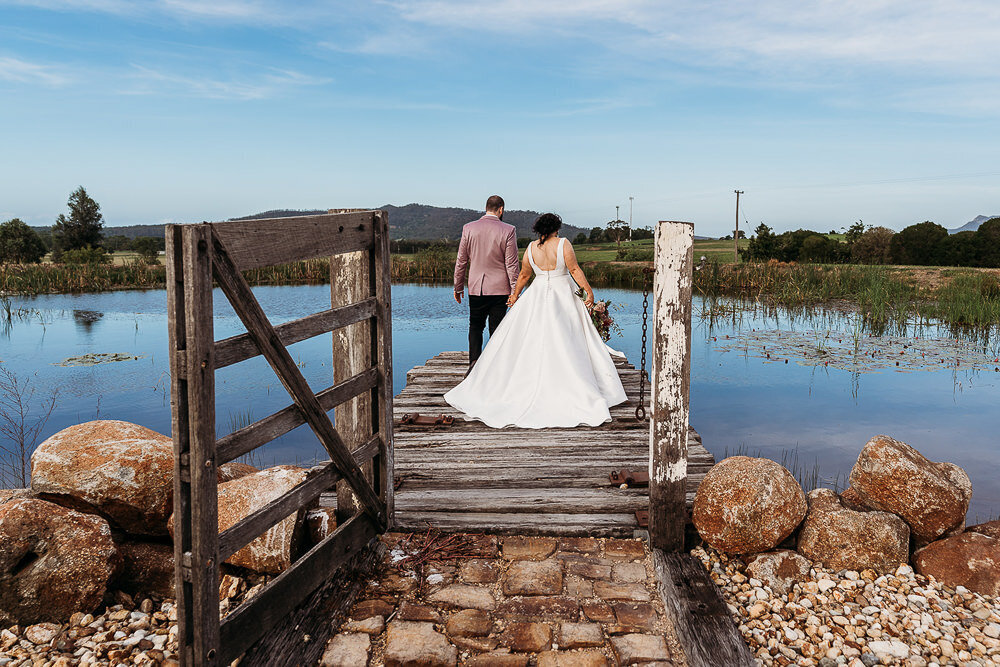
top-left (209, 228), bottom-right (386, 531)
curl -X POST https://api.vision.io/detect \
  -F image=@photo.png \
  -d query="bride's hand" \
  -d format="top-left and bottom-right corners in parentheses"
top-left (506, 294), bottom-right (517, 307)
top-left (584, 292), bottom-right (594, 309)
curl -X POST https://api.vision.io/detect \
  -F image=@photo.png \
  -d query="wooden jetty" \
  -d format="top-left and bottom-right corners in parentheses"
top-left (392, 351), bottom-right (715, 537)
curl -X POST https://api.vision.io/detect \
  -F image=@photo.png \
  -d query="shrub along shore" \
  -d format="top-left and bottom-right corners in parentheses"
top-left (2, 257), bottom-right (1000, 332)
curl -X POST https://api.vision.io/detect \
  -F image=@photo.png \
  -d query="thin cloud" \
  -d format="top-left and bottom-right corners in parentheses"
top-left (123, 64), bottom-right (330, 100)
top-left (0, 56), bottom-right (67, 85)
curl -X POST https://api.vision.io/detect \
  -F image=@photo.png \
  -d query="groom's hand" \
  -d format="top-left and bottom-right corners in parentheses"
top-left (454, 291), bottom-right (463, 304)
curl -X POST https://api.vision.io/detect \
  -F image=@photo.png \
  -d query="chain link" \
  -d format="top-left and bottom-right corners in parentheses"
top-left (635, 267), bottom-right (653, 420)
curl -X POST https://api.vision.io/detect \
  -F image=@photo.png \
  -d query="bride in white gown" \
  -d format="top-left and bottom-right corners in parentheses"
top-left (444, 213), bottom-right (628, 428)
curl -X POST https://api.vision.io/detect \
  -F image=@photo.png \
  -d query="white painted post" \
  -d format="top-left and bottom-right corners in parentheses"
top-left (648, 220), bottom-right (694, 552)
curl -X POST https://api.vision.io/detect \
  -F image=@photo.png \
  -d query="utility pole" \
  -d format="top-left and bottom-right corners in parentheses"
top-left (616, 205), bottom-right (620, 223)
top-left (629, 196), bottom-right (634, 241)
top-left (733, 190), bottom-right (744, 263)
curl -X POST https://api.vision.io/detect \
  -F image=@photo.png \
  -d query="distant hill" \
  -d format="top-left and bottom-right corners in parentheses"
top-left (80, 204), bottom-right (589, 242)
top-left (949, 215), bottom-right (999, 234)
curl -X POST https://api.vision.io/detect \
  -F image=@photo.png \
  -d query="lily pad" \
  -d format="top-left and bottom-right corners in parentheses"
top-left (54, 353), bottom-right (143, 367)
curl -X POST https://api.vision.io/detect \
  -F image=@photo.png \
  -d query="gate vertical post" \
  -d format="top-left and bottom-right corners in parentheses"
top-left (180, 224), bottom-right (220, 665)
top-left (648, 221), bottom-right (694, 552)
top-left (330, 220), bottom-right (373, 518)
top-left (372, 210), bottom-right (395, 524)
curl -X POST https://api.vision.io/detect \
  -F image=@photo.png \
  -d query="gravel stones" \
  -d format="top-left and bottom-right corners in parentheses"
top-left (503, 621), bottom-right (552, 652)
top-left (501, 537), bottom-right (557, 560)
top-left (29, 420), bottom-right (175, 535)
top-left (692, 456), bottom-right (807, 554)
top-left (0, 498), bottom-right (118, 625)
top-left (849, 434), bottom-right (972, 543)
top-left (446, 609), bottom-right (491, 637)
top-left (913, 531), bottom-right (1000, 597)
top-left (558, 622), bottom-right (604, 648)
top-left (797, 488), bottom-right (910, 574)
top-left (744, 550), bottom-right (812, 596)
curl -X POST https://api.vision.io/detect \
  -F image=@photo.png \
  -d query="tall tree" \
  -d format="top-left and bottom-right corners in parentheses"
top-left (0, 218), bottom-right (47, 264)
top-left (604, 219), bottom-right (630, 251)
top-left (52, 186), bottom-right (104, 253)
top-left (890, 221), bottom-right (948, 265)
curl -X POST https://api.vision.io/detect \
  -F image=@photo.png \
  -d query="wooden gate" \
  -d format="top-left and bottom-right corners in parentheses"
top-left (166, 210), bottom-right (393, 666)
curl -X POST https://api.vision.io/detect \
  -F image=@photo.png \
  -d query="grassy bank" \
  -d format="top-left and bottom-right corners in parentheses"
top-left (4, 252), bottom-right (1000, 332)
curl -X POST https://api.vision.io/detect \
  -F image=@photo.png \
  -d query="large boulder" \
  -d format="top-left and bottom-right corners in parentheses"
top-left (116, 540), bottom-right (175, 598)
top-left (0, 489), bottom-right (29, 505)
top-left (215, 465), bottom-right (309, 574)
top-left (218, 461), bottom-right (258, 483)
top-left (0, 498), bottom-right (119, 625)
top-left (968, 520), bottom-right (1000, 540)
top-left (849, 435), bottom-right (971, 544)
top-left (30, 420), bottom-right (174, 535)
top-left (796, 489), bottom-right (909, 574)
top-left (913, 532), bottom-right (1000, 597)
top-left (692, 456), bottom-right (807, 554)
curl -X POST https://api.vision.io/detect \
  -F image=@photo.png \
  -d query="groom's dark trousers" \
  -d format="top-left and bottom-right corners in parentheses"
top-left (468, 295), bottom-right (508, 365)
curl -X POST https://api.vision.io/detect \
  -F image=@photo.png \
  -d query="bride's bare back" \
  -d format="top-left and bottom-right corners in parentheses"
top-left (511, 234), bottom-right (594, 308)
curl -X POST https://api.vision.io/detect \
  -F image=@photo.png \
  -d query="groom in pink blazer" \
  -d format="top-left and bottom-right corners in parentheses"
top-left (454, 195), bottom-right (520, 370)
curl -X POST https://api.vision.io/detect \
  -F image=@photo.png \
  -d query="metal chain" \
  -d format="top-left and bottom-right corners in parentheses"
top-left (635, 267), bottom-right (654, 420)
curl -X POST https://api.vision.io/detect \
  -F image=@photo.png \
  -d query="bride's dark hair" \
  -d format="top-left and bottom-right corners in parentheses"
top-left (533, 213), bottom-right (562, 247)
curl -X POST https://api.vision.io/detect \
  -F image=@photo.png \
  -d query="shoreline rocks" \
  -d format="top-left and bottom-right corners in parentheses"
top-left (692, 456), bottom-right (807, 555)
top-left (796, 488), bottom-right (909, 574)
top-left (849, 434), bottom-right (972, 544)
top-left (0, 498), bottom-right (119, 626)
top-left (913, 532), bottom-right (1000, 597)
top-left (30, 420), bottom-right (175, 536)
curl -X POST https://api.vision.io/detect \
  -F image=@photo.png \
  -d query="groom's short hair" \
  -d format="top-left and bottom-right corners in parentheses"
top-left (485, 195), bottom-right (504, 213)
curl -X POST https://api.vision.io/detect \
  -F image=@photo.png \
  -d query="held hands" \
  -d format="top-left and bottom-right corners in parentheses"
top-left (506, 293), bottom-right (518, 307)
top-left (454, 291), bottom-right (463, 304)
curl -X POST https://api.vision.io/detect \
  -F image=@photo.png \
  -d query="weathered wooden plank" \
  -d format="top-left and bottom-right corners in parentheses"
top-left (217, 434), bottom-right (379, 562)
top-left (218, 513), bottom-right (378, 665)
top-left (216, 368), bottom-right (378, 465)
top-left (239, 540), bottom-right (384, 667)
top-left (165, 225), bottom-right (194, 665)
top-left (396, 487), bottom-right (653, 513)
top-left (394, 511), bottom-right (640, 537)
top-left (654, 550), bottom-right (755, 667)
top-left (331, 247), bottom-right (373, 518)
top-left (214, 298), bottom-right (376, 370)
top-left (209, 211), bottom-right (374, 271)
top-left (210, 228), bottom-right (386, 530)
top-left (650, 221), bottom-right (694, 552)
top-left (180, 224), bottom-right (221, 667)
top-left (372, 210), bottom-right (395, 528)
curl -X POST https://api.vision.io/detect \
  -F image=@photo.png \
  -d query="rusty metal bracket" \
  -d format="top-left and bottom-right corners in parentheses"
top-left (635, 509), bottom-right (649, 528)
top-left (610, 470), bottom-right (649, 487)
top-left (399, 413), bottom-right (455, 427)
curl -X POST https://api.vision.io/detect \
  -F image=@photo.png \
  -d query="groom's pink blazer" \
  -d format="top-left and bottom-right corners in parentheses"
top-left (453, 214), bottom-right (520, 296)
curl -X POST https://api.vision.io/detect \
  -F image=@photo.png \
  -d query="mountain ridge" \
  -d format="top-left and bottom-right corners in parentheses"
top-left (949, 214), bottom-right (999, 234)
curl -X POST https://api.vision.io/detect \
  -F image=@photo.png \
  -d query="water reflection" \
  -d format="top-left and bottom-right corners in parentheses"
top-left (1, 285), bottom-right (997, 520)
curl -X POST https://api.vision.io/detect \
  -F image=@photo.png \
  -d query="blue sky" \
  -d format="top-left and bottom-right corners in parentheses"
top-left (1, 1), bottom-right (998, 236)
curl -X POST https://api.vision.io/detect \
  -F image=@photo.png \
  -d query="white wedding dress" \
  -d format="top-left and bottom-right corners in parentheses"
top-left (444, 238), bottom-right (628, 429)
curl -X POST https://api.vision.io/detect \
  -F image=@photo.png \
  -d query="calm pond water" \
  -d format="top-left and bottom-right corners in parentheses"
top-left (2, 284), bottom-right (998, 520)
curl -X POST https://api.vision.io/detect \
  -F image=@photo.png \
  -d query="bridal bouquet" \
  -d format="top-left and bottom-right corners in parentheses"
top-left (577, 290), bottom-right (621, 342)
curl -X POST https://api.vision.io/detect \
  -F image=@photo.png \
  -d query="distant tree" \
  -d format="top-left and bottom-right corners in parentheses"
top-left (133, 237), bottom-right (160, 264)
top-left (851, 227), bottom-right (895, 264)
top-left (516, 237), bottom-right (532, 248)
top-left (975, 217), bottom-right (1000, 267)
top-left (890, 221), bottom-right (948, 265)
top-left (52, 186), bottom-right (104, 255)
top-left (589, 226), bottom-right (605, 243)
top-left (604, 219), bottom-right (630, 250)
top-left (61, 246), bottom-right (109, 264)
top-left (844, 220), bottom-right (866, 246)
top-left (631, 227), bottom-right (654, 240)
top-left (799, 233), bottom-right (842, 263)
top-left (731, 229), bottom-right (747, 239)
top-left (104, 234), bottom-right (130, 252)
top-left (0, 218), bottom-right (47, 264)
top-left (573, 232), bottom-right (588, 244)
top-left (722, 234), bottom-right (732, 241)
top-left (742, 223), bottom-right (779, 262)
